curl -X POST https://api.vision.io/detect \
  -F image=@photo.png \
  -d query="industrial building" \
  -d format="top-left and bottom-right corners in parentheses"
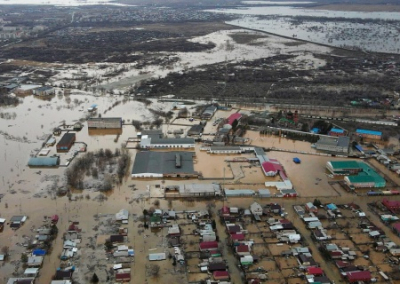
top-left (131, 151), bottom-right (198, 178)
top-left (208, 146), bottom-right (242, 154)
top-left (327, 160), bottom-right (386, 188)
top-left (87, 117), bottom-right (122, 129)
top-left (315, 136), bottom-right (350, 154)
top-left (355, 129), bottom-right (382, 140)
top-left (139, 136), bottom-right (195, 149)
top-left (56, 133), bottom-right (76, 152)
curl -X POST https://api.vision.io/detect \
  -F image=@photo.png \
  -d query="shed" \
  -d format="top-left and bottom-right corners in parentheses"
top-left (258, 189), bottom-right (271, 198)
top-left (236, 245), bottom-right (250, 256)
top-left (148, 253), bottom-right (166, 261)
top-left (200, 241), bottom-right (219, 251)
top-left (24, 268), bottom-right (39, 277)
top-left (307, 267), bottom-right (323, 276)
top-left (32, 249), bottom-right (46, 256)
top-left (250, 202), bottom-right (263, 216)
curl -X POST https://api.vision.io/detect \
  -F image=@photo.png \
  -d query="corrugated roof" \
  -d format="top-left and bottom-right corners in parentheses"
top-left (330, 128), bottom-right (344, 133)
top-left (58, 133), bottom-right (75, 146)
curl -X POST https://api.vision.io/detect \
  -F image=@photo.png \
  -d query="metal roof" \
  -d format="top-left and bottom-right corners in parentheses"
top-left (328, 161), bottom-right (360, 170)
top-left (330, 128), bottom-right (344, 133)
top-left (58, 133), bottom-right (75, 145)
top-left (132, 151), bottom-right (195, 175)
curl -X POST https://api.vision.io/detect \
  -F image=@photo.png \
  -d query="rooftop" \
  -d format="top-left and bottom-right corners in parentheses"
top-left (356, 129), bottom-right (382, 136)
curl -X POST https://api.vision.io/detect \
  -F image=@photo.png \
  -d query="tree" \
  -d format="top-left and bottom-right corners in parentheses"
top-left (143, 209), bottom-right (149, 228)
top-left (91, 273), bottom-right (99, 283)
top-left (313, 199), bottom-right (322, 207)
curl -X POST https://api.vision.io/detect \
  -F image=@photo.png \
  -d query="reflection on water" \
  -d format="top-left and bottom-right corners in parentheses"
top-left (88, 128), bottom-right (123, 136)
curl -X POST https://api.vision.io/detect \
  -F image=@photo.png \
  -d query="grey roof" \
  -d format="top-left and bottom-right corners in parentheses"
top-left (188, 124), bottom-right (204, 134)
top-left (337, 136), bottom-right (350, 147)
top-left (132, 151), bottom-right (195, 175)
top-left (87, 117), bottom-right (121, 122)
top-left (141, 129), bottom-right (163, 138)
top-left (316, 136), bottom-right (349, 147)
top-left (202, 105), bottom-right (217, 116)
top-left (34, 86), bottom-right (54, 92)
top-left (28, 157), bottom-right (59, 167)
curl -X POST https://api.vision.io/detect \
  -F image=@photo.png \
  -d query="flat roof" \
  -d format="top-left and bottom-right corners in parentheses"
top-left (88, 117), bottom-right (121, 121)
top-left (330, 128), bottom-right (344, 133)
top-left (132, 151), bottom-right (195, 175)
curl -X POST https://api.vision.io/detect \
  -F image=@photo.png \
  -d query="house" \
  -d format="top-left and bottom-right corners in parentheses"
top-left (208, 262), bottom-right (227, 272)
top-left (227, 113), bottom-right (242, 126)
top-left (115, 209), bottom-right (129, 222)
top-left (346, 271), bottom-right (371, 283)
top-left (270, 204), bottom-right (282, 214)
top-left (227, 224), bottom-right (241, 234)
top-left (200, 241), bottom-right (219, 252)
top-left (54, 269), bottom-right (73, 280)
top-left (27, 256), bottom-right (43, 267)
top-left (10, 215), bottom-right (27, 229)
top-left (392, 222), bottom-right (400, 236)
top-left (167, 224), bottom-right (181, 237)
top-left (6, 278), bottom-right (35, 284)
top-left (307, 267), bottom-right (323, 276)
top-left (305, 202), bottom-right (318, 213)
top-left (109, 235), bottom-right (125, 243)
top-left (56, 133), bottom-right (76, 152)
top-left (298, 254), bottom-right (317, 267)
top-left (202, 105), bottom-right (218, 120)
top-left (250, 202), bottom-right (263, 216)
top-left (14, 84), bottom-right (41, 96)
top-left (383, 198), bottom-right (400, 212)
top-left (213, 271), bottom-right (230, 281)
top-left (188, 124), bottom-right (204, 136)
top-left (33, 86), bottom-right (55, 96)
top-left (236, 245), bottom-right (251, 256)
top-left (24, 268), bottom-right (39, 277)
top-left (150, 215), bottom-right (162, 228)
top-left (115, 272), bottom-right (131, 282)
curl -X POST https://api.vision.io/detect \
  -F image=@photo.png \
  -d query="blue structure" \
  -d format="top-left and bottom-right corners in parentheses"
top-left (326, 203), bottom-right (337, 211)
top-left (311, 128), bottom-right (320, 134)
top-left (293, 157), bottom-right (301, 164)
top-left (329, 128), bottom-right (344, 135)
top-left (354, 144), bottom-right (364, 153)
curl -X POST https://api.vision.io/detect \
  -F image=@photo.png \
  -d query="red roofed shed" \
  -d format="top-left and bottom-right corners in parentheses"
top-left (231, 233), bottom-right (245, 241)
top-left (116, 272), bottom-right (131, 281)
top-left (382, 198), bottom-right (400, 212)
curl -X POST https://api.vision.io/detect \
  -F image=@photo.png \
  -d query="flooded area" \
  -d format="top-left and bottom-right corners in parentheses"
top-left (207, 4), bottom-right (400, 53)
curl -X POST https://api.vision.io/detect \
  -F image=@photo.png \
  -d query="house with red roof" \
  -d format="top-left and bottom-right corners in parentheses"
top-left (307, 267), bottom-right (324, 276)
top-left (236, 245), bottom-right (251, 256)
top-left (382, 198), bottom-right (400, 212)
top-left (199, 241), bottom-right (218, 252)
top-left (346, 271), bottom-right (371, 283)
top-left (213, 271), bottom-right (230, 281)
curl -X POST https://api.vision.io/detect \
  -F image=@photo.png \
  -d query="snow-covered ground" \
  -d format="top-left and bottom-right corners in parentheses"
top-left (49, 29), bottom-right (331, 94)
top-left (0, 0), bottom-right (135, 6)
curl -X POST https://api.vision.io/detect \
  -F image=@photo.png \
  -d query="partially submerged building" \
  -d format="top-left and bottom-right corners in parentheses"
top-left (140, 136), bottom-right (195, 149)
top-left (87, 117), bottom-right (122, 129)
top-left (28, 157), bottom-right (59, 167)
top-left (315, 136), bottom-right (350, 154)
top-left (56, 133), bottom-right (76, 152)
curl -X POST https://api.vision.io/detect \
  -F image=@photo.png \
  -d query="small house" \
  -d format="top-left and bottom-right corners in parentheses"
top-left (150, 215), bottom-right (162, 228)
top-left (167, 224), bottom-right (181, 237)
top-left (208, 262), bottom-right (226, 272)
top-left (250, 202), bottom-right (263, 216)
top-left (213, 271), bottom-right (230, 281)
top-left (33, 86), bottom-right (55, 96)
top-left (200, 241), bottom-right (218, 252)
top-left (115, 209), bottom-right (129, 222)
top-left (305, 202), bottom-right (318, 213)
top-left (236, 245), bottom-right (251, 256)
